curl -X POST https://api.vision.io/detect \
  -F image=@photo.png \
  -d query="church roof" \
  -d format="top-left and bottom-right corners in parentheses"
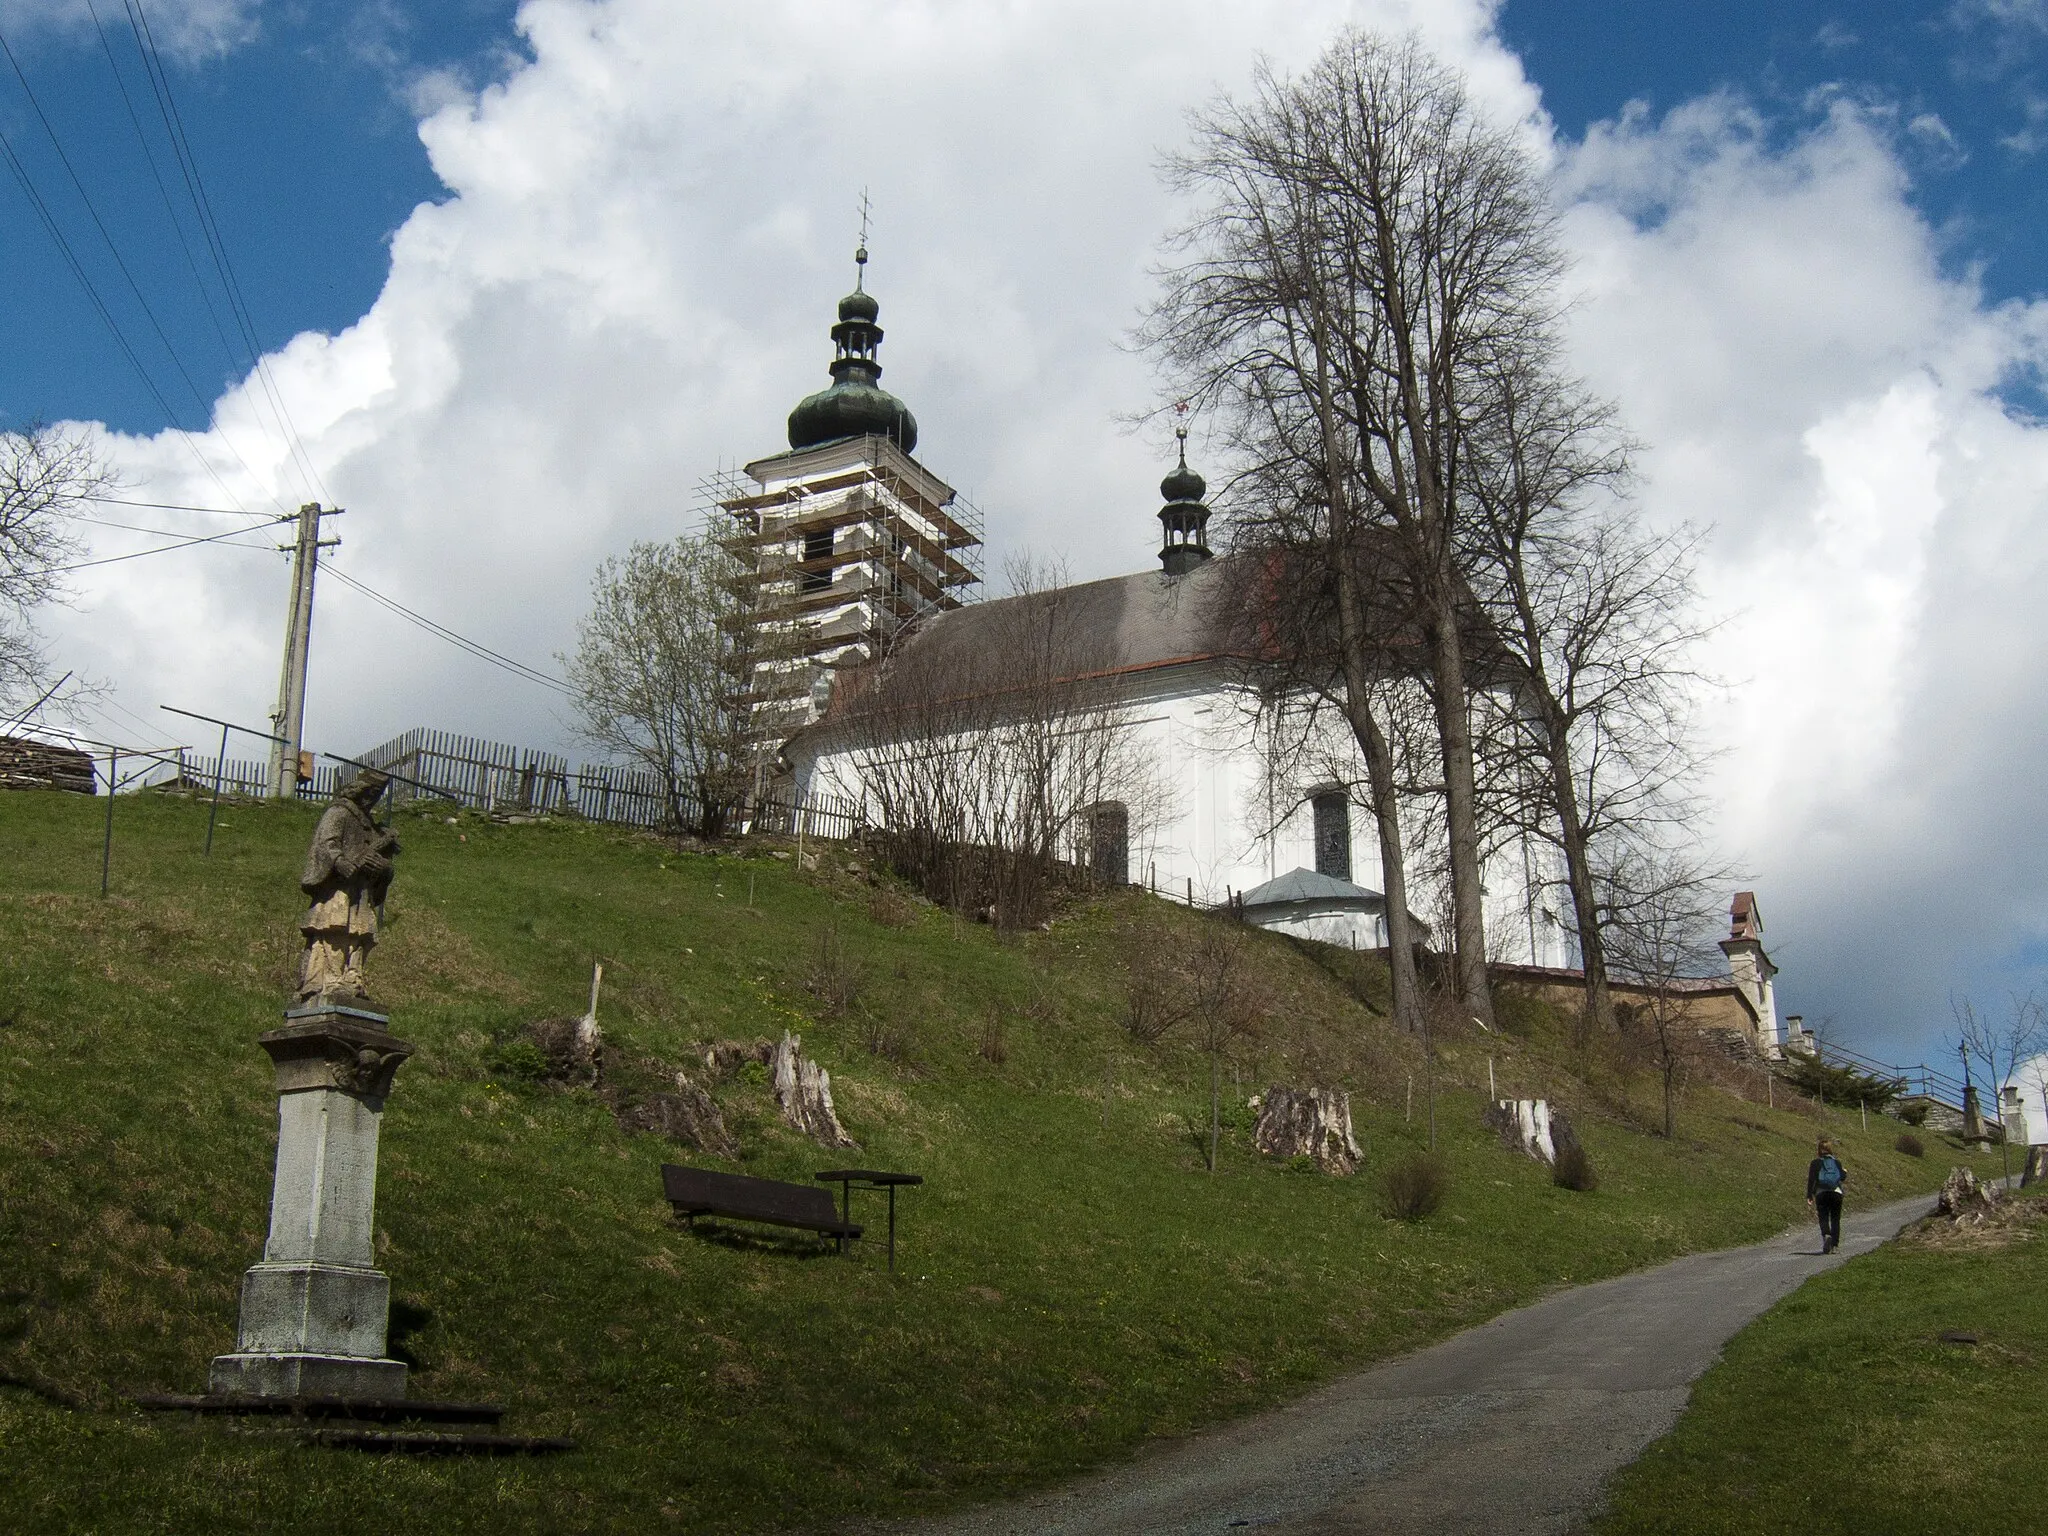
top-left (1240, 867), bottom-right (1386, 909)
top-left (894, 556), bottom-right (1242, 685)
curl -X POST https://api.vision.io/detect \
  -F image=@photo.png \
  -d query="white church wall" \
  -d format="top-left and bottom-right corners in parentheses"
top-left (792, 658), bottom-right (1568, 965)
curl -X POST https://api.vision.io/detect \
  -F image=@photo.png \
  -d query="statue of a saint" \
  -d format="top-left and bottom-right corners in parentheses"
top-left (294, 769), bottom-right (401, 1009)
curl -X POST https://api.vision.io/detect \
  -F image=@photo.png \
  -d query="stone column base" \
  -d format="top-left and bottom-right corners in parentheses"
top-left (208, 1350), bottom-right (407, 1400)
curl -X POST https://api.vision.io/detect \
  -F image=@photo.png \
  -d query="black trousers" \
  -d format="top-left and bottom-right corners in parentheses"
top-left (1815, 1189), bottom-right (1843, 1246)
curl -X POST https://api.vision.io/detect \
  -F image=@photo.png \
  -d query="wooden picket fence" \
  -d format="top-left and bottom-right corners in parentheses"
top-left (167, 753), bottom-right (341, 802)
top-left (748, 790), bottom-right (861, 843)
top-left (352, 727), bottom-right (669, 827)
top-left (163, 725), bottom-right (868, 838)
top-left (348, 727), bottom-right (859, 837)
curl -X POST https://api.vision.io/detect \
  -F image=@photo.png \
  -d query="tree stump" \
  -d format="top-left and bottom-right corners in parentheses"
top-left (1937, 1166), bottom-right (2001, 1220)
top-left (772, 1032), bottom-right (856, 1148)
top-left (1485, 1098), bottom-right (1566, 1165)
top-left (1252, 1087), bottom-right (1361, 1174)
top-left (525, 1015), bottom-right (601, 1087)
top-left (616, 1076), bottom-right (739, 1159)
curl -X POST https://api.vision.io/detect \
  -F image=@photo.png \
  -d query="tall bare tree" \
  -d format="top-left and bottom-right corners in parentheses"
top-left (0, 423), bottom-right (106, 717)
top-left (1463, 359), bottom-right (1714, 1043)
top-left (1209, 534), bottom-right (1428, 1033)
top-left (1148, 30), bottom-right (1572, 1027)
top-left (563, 530), bottom-right (750, 837)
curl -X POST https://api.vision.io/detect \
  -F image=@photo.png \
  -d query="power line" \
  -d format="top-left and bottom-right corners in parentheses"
top-left (0, 25), bottom-right (284, 510)
top-left (82, 0), bottom-right (244, 389)
top-left (0, 52), bottom-right (260, 516)
top-left (322, 564), bottom-right (576, 697)
top-left (123, 0), bottom-right (332, 509)
top-left (73, 510), bottom-right (264, 539)
top-left (82, 494), bottom-right (272, 518)
top-left (47, 517), bottom-right (290, 574)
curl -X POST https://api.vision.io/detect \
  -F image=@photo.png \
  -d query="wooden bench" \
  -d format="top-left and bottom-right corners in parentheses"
top-left (660, 1164), bottom-right (862, 1251)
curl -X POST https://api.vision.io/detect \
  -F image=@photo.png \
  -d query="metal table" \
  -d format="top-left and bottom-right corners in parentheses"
top-left (814, 1169), bottom-right (922, 1272)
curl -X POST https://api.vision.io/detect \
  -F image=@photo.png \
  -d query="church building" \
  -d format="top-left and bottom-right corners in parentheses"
top-left (717, 251), bottom-right (1744, 991)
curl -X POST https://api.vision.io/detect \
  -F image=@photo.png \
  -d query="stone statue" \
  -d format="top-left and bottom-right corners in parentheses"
top-left (295, 769), bottom-right (401, 1009)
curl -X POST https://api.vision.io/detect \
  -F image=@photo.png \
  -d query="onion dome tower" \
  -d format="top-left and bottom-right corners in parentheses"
top-left (786, 245), bottom-right (918, 454)
top-left (1158, 423), bottom-right (1212, 576)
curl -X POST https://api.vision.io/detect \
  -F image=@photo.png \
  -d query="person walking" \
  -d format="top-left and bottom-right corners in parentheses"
top-left (1807, 1137), bottom-right (1847, 1253)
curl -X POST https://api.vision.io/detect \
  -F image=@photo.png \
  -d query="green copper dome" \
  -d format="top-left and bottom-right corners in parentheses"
top-left (788, 257), bottom-right (917, 455)
top-left (1161, 458), bottom-right (1206, 504)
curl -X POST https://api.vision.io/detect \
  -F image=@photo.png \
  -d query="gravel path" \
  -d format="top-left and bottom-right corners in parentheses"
top-left (893, 1191), bottom-right (1935, 1536)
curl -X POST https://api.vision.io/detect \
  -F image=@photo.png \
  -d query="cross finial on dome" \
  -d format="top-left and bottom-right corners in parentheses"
top-left (855, 189), bottom-right (872, 292)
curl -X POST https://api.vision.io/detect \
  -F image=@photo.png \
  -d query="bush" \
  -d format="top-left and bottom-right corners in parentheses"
top-left (1382, 1154), bottom-right (1447, 1221)
top-left (486, 1037), bottom-right (550, 1084)
top-left (976, 1010), bottom-right (1008, 1065)
top-left (1553, 1141), bottom-right (1599, 1192)
top-left (1895, 1131), bottom-right (1925, 1158)
top-left (1897, 1100), bottom-right (1931, 1127)
top-left (867, 887), bottom-right (917, 929)
top-left (1779, 1054), bottom-right (1905, 1111)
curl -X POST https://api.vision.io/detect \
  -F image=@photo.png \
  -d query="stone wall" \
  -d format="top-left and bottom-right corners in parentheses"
top-left (0, 736), bottom-right (96, 794)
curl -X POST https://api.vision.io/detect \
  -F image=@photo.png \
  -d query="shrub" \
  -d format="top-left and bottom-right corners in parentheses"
top-left (867, 888), bottom-right (917, 929)
top-left (1779, 1054), bottom-right (1905, 1111)
top-left (977, 1011), bottom-right (1008, 1065)
top-left (1382, 1154), bottom-right (1448, 1221)
top-left (1895, 1131), bottom-right (1925, 1158)
top-left (486, 1037), bottom-right (549, 1084)
top-left (1897, 1100), bottom-right (1931, 1127)
top-left (806, 922), bottom-right (870, 1016)
top-left (1553, 1141), bottom-right (1600, 1192)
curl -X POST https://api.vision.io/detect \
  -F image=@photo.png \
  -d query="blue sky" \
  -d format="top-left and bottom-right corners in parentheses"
top-left (1508, 1), bottom-right (2048, 301)
top-left (5, 3), bottom-right (2044, 436)
top-left (0, 1), bottom-right (520, 433)
top-left (3, 0), bottom-right (2048, 1071)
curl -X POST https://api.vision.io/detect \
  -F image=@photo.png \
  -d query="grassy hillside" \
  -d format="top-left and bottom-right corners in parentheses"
top-left (1593, 1189), bottom-right (2048, 1535)
top-left (0, 788), bottom-right (1994, 1534)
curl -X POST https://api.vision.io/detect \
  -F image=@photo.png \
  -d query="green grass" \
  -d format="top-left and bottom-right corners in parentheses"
top-left (1593, 1191), bottom-right (2048, 1535)
top-left (0, 788), bottom-right (1999, 1534)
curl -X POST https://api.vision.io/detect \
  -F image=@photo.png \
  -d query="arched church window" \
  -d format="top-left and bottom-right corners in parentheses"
top-left (1312, 790), bottom-right (1352, 881)
top-left (1088, 802), bottom-right (1129, 887)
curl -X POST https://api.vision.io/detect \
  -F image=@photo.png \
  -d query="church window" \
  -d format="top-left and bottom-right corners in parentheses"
top-left (1088, 802), bottom-right (1129, 887)
top-left (1312, 790), bottom-right (1352, 881)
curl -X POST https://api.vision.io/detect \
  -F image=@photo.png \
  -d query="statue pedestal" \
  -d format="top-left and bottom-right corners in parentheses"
top-left (210, 1008), bottom-right (414, 1399)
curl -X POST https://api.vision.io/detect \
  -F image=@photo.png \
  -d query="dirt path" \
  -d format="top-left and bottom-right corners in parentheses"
top-left (893, 1192), bottom-right (1935, 1535)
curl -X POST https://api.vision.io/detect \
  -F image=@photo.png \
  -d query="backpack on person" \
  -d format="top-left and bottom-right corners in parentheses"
top-left (1816, 1154), bottom-right (1843, 1192)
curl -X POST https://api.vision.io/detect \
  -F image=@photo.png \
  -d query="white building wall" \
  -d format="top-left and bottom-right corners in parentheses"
top-left (794, 663), bottom-right (1569, 966)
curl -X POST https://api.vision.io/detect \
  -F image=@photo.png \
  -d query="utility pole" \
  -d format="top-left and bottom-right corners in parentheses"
top-left (269, 503), bottom-right (341, 798)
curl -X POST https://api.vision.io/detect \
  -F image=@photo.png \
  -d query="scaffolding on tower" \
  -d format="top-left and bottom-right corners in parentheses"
top-left (703, 433), bottom-right (984, 768)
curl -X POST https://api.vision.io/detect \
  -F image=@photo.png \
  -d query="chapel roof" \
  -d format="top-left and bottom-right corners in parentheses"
top-left (1239, 867), bottom-right (1387, 908)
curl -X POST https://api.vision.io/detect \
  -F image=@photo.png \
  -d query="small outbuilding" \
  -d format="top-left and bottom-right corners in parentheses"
top-left (1236, 867), bottom-right (1429, 951)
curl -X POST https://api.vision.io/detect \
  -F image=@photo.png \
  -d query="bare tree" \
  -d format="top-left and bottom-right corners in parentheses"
top-left (830, 561), bottom-right (1162, 929)
top-left (1148, 30), bottom-right (1574, 1028)
top-left (1603, 850), bottom-right (1725, 1138)
top-left (1211, 544), bottom-right (1430, 1033)
top-left (0, 424), bottom-right (107, 716)
top-left (1463, 360), bottom-right (1715, 1045)
top-left (562, 530), bottom-right (749, 837)
top-left (1951, 993), bottom-right (2047, 1184)
top-left (1185, 920), bottom-right (1267, 1172)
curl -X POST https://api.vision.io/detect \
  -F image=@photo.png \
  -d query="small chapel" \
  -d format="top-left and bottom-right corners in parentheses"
top-left (711, 248), bottom-right (1782, 1055)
